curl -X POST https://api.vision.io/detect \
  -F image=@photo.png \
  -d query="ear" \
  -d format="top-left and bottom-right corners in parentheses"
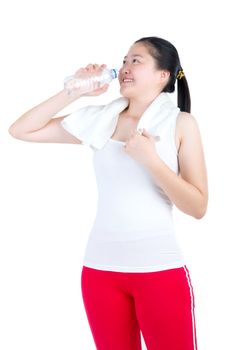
top-left (160, 70), bottom-right (170, 82)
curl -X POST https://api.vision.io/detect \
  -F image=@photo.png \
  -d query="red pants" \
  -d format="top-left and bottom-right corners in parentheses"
top-left (81, 265), bottom-right (198, 350)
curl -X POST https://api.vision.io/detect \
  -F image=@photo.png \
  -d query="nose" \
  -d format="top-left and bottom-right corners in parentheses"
top-left (121, 62), bottom-right (131, 74)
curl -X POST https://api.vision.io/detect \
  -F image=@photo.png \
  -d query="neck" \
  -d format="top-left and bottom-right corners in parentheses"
top-left (124, 91), bottom-right (163, 119)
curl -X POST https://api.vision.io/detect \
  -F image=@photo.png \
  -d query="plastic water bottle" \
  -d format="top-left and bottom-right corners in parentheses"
top-left (64, 68), bottom-right (119, 97)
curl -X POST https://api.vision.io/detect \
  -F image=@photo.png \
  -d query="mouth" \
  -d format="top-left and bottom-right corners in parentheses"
top-left (120, 78), bottom-right (134, 85)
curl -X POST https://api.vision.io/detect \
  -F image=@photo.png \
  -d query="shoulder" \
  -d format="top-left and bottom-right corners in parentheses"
top-left (176, 111), bottom-right (198, 126)
top-left (176, 111), bottom-right (200, 140)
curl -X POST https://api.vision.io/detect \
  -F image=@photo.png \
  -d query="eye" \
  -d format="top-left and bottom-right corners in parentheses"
top-left (122, 58), bottom-right (140, 65)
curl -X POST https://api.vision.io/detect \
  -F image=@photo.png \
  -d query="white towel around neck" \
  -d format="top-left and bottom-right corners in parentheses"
top-left (61, 92), bottom-right (180, 150)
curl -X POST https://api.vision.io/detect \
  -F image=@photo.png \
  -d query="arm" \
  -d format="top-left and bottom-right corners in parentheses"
top-left (8, 64), bottom-right (108, 144)
top-left (8, 90), bottom-right (83, 143)
top-left (145, 112), bottom-right (208, 219)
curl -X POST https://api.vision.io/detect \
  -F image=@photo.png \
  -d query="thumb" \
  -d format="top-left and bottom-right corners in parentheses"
top-left (141, 128), bottom-right (151, 138)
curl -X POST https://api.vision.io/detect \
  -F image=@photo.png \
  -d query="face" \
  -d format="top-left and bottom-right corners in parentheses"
top-left (118, 42), bottom-right (169, 99)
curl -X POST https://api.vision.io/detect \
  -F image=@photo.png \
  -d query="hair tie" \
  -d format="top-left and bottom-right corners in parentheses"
top-left (177, 69), bottom-right (185, 80)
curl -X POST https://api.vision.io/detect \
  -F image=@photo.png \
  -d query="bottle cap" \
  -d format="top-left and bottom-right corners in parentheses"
top-left (111, 68), bottom-right (119, 79)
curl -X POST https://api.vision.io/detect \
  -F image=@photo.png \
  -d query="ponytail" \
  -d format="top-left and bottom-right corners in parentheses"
top-left (177, 71), bottom-right (191, 113)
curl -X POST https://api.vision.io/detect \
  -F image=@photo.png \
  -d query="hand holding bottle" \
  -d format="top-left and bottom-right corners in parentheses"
top-left (64, 63), bottom-right (118, 98)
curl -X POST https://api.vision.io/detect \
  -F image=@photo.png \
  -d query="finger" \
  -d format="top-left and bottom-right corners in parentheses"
top-left (137, 129), bottom-right (143, 135)
top-left (75, 67), bottom-right (87, 75)
top-left (142, 129), bottom-right (159, 141)
top-left (85, 63), bottom-right (95, 72)
top-left (92, 83), bottom-right (109, 95)
top-left (100, 64), bottom-right (107, 70)
top-left (91, 64), bottom-right (99, 71)
top-left (100, 83), bottom-right (109, 91)
top-left (141, 128), bottom-right (150, 136)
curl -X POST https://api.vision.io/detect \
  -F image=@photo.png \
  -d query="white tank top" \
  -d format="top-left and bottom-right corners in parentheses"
top-left (82, 110), bottom-right (186, 272)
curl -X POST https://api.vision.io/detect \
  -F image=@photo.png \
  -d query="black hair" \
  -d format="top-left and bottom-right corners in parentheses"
top-left (135, 37), bottom-right (191, 113)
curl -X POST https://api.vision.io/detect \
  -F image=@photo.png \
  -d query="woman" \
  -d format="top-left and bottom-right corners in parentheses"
top-left (9, 36), bottom-right (208, 350)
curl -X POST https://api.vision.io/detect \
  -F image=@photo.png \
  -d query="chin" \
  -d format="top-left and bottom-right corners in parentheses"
top-left (119, 87), bottom-right (136, 99)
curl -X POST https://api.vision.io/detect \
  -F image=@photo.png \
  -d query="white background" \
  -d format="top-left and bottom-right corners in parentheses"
top-left (0, 0), bottom-right (236, 349)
